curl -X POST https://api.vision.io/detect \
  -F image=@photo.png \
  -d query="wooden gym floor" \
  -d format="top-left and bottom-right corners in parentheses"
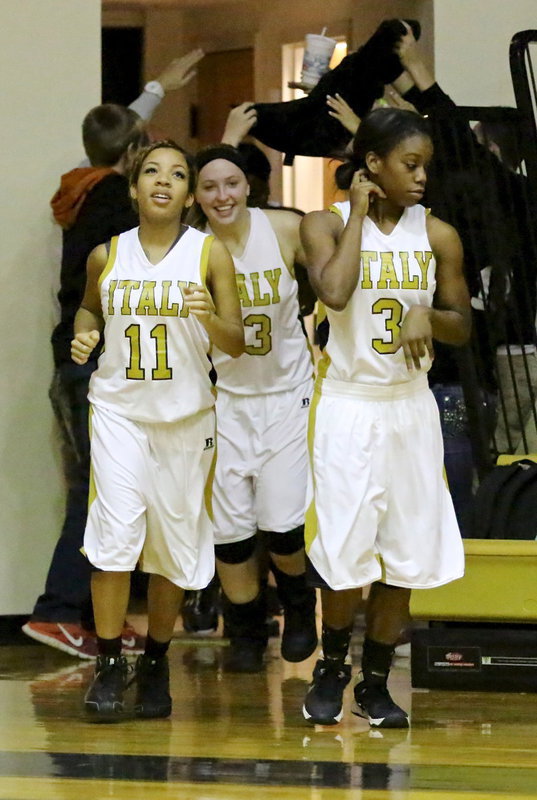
top-left (0, 616), bottom-right (536, 800)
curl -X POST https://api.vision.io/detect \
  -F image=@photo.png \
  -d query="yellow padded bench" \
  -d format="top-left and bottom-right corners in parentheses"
top-left (411, 453), bottom-right (537, 622)
top-left (410, 538), bottom-right (537, 622)
top-left (496, 454), bottom-right (537, 465)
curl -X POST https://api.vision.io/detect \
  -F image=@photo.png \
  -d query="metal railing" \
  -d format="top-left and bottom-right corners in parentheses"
top-left (422, 33), bottom-right (537, 479)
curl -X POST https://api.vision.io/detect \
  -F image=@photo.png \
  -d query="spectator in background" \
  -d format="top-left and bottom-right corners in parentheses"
top-left (391, 24), bottom-right (537, 477)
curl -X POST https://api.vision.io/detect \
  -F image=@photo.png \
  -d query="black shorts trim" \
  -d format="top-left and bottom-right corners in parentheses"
top-left (305, 555), bottom-right (333, 590)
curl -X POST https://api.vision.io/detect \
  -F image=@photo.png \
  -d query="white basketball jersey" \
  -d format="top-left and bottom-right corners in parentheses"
top-left (210, 207), bottom-right (312, 395)
top-left (89, 226), bottom-right (216, 422)
top-left (321, 201), bottom-right (435, 385)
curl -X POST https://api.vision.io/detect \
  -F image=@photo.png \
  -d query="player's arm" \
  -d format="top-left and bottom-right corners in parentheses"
top-left (265, 208), bottom-right (306, 272)
top-left (184, 238), bottom-right (245, 357)
top-left (428, 215), bottom-right (471, 344)
top-left (392, 216), bottom-right (471, 371)
top-left (300, 171), bottom-right (384, 311)
top-left (300, 210), bottom-right (341, 308)
top-left (72, 245), bottom-right (107, 364)
top-left (263, 209), bottom-right (318, 319)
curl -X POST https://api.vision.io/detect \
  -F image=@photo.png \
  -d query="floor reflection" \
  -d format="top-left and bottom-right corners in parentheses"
top-left (0, 631), bottom-right (535, 797)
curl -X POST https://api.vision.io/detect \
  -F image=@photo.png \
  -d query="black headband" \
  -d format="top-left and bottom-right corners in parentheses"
top-left (196, 144), bottom-right (247, 176)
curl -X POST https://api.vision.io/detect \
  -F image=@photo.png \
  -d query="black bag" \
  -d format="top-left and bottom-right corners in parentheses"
top-left (469, 459), bottom-right (537, 539)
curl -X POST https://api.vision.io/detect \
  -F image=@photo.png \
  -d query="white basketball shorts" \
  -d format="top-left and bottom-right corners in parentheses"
top-left (84, 403), bottom-right (216, 589)
top-left (305, 375), bottom-right (464, 590)
top-left (213, 379), bottom-right (313, 543)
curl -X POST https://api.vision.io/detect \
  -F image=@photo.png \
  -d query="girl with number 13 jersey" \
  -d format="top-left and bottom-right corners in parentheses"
top-left (190, 145), bottom-right (316, 673)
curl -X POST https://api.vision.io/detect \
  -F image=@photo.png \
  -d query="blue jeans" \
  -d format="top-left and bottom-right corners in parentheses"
top-left (431, 383), bottom-right (474, 537)
top-left (32, 361), bottom-right (96, 625)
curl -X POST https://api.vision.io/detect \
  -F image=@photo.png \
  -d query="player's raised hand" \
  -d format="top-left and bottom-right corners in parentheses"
top-left (349, 169), bottom-right (386, 218)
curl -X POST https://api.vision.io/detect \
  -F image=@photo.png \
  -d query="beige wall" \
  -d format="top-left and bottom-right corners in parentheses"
top-left (0, 0), bottom-right (101, 613)
top-left (434, 0), bottom-right (537, 106)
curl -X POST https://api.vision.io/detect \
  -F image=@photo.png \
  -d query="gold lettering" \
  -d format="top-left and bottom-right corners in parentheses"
top-left (251, 272), bottom-right (271, 306)
top-left (160, 280), bottom-right (179, 317)
top-left (235, 273), bottom-right (252, 308)
top-left (178, 280), bottom-right (197, 318)
top-left (415, 251), bottom-right (433, 289)
top-left (107, 279), bottom-right (117, 315)
top-left (360, 251), bottom-right (375, 289)
top-left (135, 281), bottom-right (158, 315)
top-left (377, 253), bottom-right (400, 289)
top-left (400, 252), bottom-right (419, 289)
top-left (263, 268), bottom-right (282, 304)
top-left (118, 280), bottom-right (141, 314)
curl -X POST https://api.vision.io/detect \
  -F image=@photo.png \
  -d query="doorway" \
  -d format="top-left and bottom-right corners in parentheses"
top-left (101, 27), bottom-right (143, 105)
top-left (281, 39), bottom-right (348, 212)
top-left (196, 49), bottom-right (254, 146)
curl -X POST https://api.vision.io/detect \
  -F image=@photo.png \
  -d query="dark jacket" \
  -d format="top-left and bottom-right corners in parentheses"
top-left (50, 170), bottom-right (138, 365)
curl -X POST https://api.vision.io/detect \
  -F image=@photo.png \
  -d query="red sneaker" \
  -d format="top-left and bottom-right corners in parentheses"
top-left (121, 623), bottom-right (146, 656)
top-left (21, 621), bottom-right (98, 659)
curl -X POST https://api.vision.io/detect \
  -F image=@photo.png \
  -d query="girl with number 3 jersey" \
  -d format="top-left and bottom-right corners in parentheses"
top-left (301, 108), bottom-right (471, 728)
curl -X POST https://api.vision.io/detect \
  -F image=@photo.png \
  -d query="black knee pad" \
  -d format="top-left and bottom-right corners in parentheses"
top-left (262, 525), bottom-right (305, 557)
top-left (215, 535), bottom-right (257, 565)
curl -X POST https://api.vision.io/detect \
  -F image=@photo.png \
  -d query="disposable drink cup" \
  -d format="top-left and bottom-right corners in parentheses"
top-left (301, 33), bottom-right (337, 88)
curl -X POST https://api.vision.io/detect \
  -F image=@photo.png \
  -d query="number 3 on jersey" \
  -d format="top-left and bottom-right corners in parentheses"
top-left (371, 298), bottom-right (403, 354)
top-left (244, 313), bottom-right (272, 355)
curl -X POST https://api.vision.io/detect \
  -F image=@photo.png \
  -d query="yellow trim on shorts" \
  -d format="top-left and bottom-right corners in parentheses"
top-left (204, 408), bottom-right (217, 521)
top-left (316, 349), bottom-right (332, 382)
top-left (200, 234), bottom-right (214, 289)
top-left (98, 236), bottom-right (119, 288)
top-left (80, 405), bottom-right (95, 559)
top-left (316, 300), bottom-right (327, 326)
top-left (304, 359), bottom-right (331, 554)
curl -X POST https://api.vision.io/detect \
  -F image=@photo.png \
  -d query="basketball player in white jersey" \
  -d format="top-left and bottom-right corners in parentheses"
top-left (189, 145), bottom-right (316, 673)
top-left (71, 141), bottom-right (244, 721)
top-left (300, 108), bottom-right (471, 727)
